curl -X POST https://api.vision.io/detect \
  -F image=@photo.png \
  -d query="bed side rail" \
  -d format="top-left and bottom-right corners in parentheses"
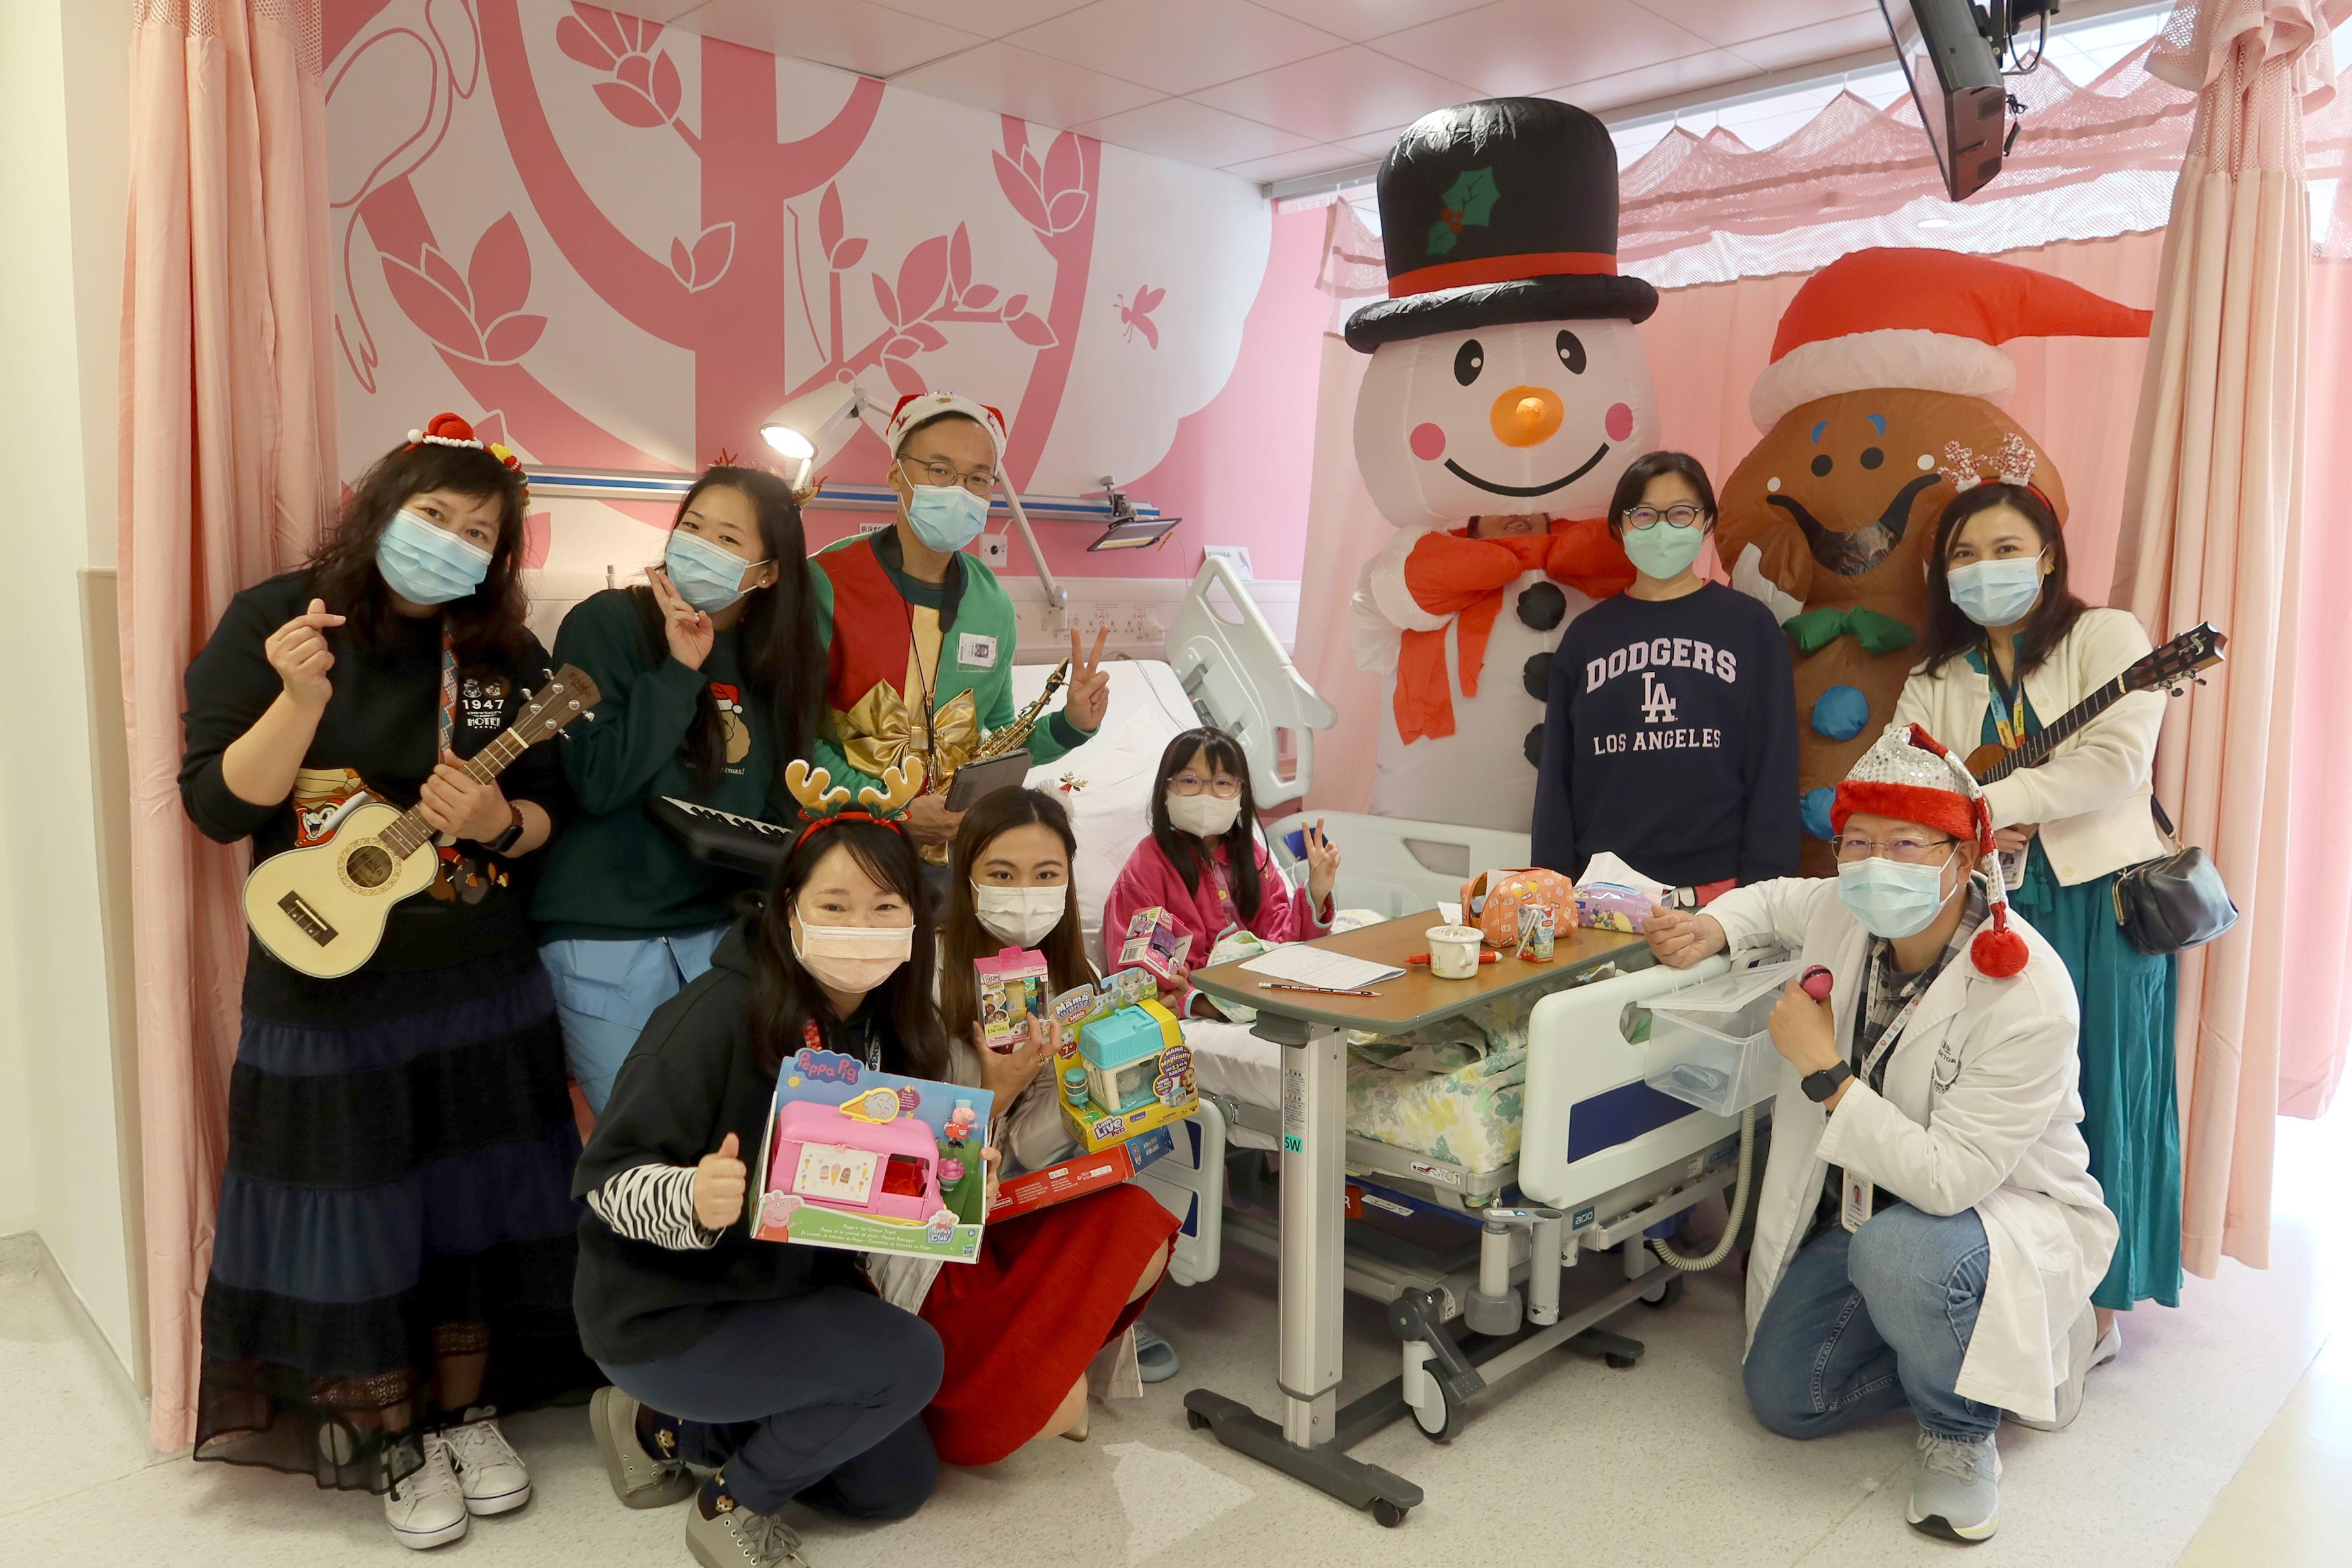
top-left (1166, 558), bottom-right (1334, 808)
top-left (1264, 809), bottom-right (1533, 919)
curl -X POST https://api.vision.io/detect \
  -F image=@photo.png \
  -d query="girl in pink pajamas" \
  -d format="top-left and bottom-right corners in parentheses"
top-left (1102, 727), bottom-right (1342, 1019)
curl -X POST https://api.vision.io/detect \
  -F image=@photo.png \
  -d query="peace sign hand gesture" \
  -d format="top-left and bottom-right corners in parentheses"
top-left (649, 567), bottom-right (715, 672)
top-left (1063, 626), bottom-right (1112, 733)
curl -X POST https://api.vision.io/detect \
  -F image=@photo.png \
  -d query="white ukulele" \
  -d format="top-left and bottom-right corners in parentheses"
top-left (241, 667), bottom-right (600, 978)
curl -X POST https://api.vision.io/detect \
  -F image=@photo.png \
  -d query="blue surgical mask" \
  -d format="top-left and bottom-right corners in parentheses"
top-left (1947, 554), bottom-right (2045, 628)
top-left (376, 509), bottom-right (492, 605)
top-left (903, 478), bottom-right (990, 553)
top-left (664, 529), bottom-right (765, 613)
top-left (1623, 520), bottom-right (1707, 581)
top-left (1836, 855), bottom-right (1956, 939)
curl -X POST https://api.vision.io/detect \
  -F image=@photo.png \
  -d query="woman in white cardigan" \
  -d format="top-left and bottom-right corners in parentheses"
top-left (1894, 478), bottom-right (2178, 1358)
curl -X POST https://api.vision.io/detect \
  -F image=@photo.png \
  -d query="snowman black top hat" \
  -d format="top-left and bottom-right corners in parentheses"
top-left (1345, 97), bottom-right (1658, 353)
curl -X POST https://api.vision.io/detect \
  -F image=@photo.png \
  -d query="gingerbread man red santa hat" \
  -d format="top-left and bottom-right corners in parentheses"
top-left (1749, 248), bottom-right (2152, 433)
top-left (1832, 720), bottom-right (2030, 978)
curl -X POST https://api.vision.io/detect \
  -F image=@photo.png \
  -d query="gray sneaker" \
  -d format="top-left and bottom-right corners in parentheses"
top-left (1907, 1431), bottom-right (2001, 1544)
top-left (2011, 1303), bottom-right (2097, 1433)
top-left (589, 1386), bottom-right (696, 1509)
top-left (687, 1474), bottom-right (812, 1568)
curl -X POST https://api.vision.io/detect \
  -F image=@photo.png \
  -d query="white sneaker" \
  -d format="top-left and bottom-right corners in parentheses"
top-left (2090, 1317), bottom-right (2123, 1370)
top-left (383, 1437), bottom-right (469, 1550)
top-left (2011, 1303), bottom-right (2096, 1433)
top-left (442, 1410), bottom-right (533, 1516)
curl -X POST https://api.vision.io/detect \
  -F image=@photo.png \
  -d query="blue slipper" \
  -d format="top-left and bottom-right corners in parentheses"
top-left (1135, 1323), bottom-right (1180, 1384)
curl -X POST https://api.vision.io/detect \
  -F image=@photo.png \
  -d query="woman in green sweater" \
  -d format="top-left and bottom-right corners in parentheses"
top-left (534, 465), bottom-right (823, 1112)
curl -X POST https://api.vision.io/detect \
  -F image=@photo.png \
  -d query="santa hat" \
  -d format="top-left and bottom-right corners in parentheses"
top-left (1832, 721), bottom-right (2030, 979)
top-left (1749, 248), bottom-right (2152, 432)
top-left (883, 391), bottom-right (1009, 464)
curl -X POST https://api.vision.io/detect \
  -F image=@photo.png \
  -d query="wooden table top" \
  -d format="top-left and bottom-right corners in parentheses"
top-left (1189, 908), bottom-right (1649, 1035)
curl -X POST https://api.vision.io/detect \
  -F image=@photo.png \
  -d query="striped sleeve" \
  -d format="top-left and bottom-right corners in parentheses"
top-left (585, 1162), bottom-right (722, 1251)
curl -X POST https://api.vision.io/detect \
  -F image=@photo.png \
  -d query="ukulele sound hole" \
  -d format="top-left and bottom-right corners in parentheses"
top-left (345, 843), bottom-right (396, 890)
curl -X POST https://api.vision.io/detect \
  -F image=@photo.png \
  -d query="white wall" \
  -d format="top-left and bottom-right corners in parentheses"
top-left (0, 0), bottom-right (141, 1379)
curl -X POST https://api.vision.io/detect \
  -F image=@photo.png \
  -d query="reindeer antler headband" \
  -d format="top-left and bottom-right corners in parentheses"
top-left (783, 758), bottom-right (925, 850)
top-left (1938, 434), bottom-right (2052, 514)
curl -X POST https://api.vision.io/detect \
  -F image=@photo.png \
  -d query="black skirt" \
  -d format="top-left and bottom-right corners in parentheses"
top-left (194, 941), bottom-right (597, 1491)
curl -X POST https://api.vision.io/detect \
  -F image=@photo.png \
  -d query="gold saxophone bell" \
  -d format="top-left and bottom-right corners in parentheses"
top-left (919, 659), bottom-right (1070, 865)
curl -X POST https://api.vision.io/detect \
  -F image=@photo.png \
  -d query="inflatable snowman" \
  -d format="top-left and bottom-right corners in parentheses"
top-left (1346, 99), bottom-right (1660, 830)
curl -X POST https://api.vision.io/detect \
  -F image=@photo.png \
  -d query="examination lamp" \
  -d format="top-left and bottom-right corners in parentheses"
top-left (760, 383), bottom-right (874, 484)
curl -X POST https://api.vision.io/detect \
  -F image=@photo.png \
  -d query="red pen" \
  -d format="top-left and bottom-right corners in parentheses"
top-left (1406, 951), bottom-right (1499, 966)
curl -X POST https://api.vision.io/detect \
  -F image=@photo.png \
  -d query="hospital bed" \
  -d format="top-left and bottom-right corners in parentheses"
top-left (1015, 565), bottom-right (1770, 1515)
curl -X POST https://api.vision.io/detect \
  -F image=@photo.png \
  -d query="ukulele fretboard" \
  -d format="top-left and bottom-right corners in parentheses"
top-left (377, 728), bottom-right (533, 859)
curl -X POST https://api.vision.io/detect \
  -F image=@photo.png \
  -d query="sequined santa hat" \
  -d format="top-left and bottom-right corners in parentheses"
top-left (1831, 721), bottom-right (2030, 978)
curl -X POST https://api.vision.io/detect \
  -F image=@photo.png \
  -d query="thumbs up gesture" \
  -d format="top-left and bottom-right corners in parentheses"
top-left (692, 1132), bottom-right (748, 1230)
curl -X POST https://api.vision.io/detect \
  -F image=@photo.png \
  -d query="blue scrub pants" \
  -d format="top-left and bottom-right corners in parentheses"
top-left (542, 925), bottom-right (727, 1114)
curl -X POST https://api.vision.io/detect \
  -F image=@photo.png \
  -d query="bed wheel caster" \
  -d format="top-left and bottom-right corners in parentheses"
top-left (1409, 1382), bottom-right (1458, 1446)
top-left (1603, 1351), bottom-right (1638, 1370)
top-left (1186, 1409), bottom-right (1211, 1431)
top-left (1640, 1276), bottom-right (1685, 1309)
top-left (1371, 1498), bottom-right (1409, 1528)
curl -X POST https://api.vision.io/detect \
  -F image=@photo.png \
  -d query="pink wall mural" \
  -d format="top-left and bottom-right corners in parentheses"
top-left (323, 0), bottom-right (1324, 585)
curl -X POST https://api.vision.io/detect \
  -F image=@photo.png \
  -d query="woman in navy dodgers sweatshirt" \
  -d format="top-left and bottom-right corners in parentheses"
top-left (1533, 451), bottom-right (1800, 892)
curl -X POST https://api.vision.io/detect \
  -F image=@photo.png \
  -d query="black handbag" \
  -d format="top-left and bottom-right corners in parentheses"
top-left (2111, 799), bottom-right (2239, 955)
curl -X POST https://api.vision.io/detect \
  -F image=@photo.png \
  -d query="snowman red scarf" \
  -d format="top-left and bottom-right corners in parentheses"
top-left (1393, 514), bottom-right (1633, 743)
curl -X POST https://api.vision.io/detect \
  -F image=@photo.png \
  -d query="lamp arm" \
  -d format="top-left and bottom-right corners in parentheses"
top-left (997, 484), bottom-right (1067, 616)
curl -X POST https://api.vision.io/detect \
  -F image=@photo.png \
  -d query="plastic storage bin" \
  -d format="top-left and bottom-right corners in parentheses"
top-left (1643, 960), bottom-right (1798, 1116)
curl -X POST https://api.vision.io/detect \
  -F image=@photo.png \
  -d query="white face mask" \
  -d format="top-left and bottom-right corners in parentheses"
top-left (792, 919), bottom-right (913, 994)
top-left (971, 883), bottom-right (1066, 948)
top-left (1167, 791), bottom-right (1242, 838)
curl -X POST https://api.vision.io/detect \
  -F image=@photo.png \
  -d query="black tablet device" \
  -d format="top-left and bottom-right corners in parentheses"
top-left (943, 749), bottom-right (1034, 812)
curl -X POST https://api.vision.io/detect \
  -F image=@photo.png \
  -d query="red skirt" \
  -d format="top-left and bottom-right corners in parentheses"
top-left (919, 1183), bottom-right (1179, 1465)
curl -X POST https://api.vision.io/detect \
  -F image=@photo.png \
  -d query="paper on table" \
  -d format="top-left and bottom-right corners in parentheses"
top-left (1437, 901), bottom-right (1462, 925)
top-left (1238, 946), bottom-right (1404, 990)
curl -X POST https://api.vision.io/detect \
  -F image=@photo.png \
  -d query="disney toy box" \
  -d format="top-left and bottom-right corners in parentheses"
top-left (749, 1044), bottom-right (995, 1264)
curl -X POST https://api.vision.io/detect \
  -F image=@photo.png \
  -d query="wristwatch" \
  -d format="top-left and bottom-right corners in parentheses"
top-left (486, 804), bottom-right (526, 856)
top-left (1801, 1062), bottom-right (1854, 1103)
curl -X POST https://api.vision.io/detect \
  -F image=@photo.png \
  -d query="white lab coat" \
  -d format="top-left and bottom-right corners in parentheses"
top-left (1707, 875), bottom-right (2117, 1422)
top-left (1892, 607), bottom-right (2169, 886)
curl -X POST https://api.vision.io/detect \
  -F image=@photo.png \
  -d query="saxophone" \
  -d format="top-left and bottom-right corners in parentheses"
top-left (918, 659), bottom-right (1069, 863)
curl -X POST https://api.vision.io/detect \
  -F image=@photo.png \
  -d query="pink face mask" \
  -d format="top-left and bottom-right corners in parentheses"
top-left (792, 919), bottom-right (912, 994)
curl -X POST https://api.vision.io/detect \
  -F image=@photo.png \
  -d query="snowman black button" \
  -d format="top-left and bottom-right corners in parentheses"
top-left (1517, 582), bottom-right (1566, 631)
top-left (1522, 652), bottom-right (1551, 700)
top-left (1523, 725), bottom-right (1546, 769)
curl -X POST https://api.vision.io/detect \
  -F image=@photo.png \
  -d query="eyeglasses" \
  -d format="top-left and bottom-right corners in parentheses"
top-left (897, 455), bottom-right (997, 498)
top-left (1169, 773), bottom-right (1243, 798)
top-left (1831, 834), bottom-right (1957, 864)
top-left (1623, 504), bottom-right (1706, 530)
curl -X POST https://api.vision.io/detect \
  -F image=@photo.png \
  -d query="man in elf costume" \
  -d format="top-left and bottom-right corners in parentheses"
top-left (1713, 249), bottom-right (2150, 874)
top-left (810, 391), bottom-right (1110, 854)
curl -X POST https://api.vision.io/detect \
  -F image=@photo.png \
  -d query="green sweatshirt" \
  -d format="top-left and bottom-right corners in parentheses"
top-left (533, 589), bottom-right (777, 941)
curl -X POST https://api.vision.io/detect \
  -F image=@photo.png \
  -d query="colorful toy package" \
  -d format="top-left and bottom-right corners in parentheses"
top-left (1117, 906), bottom-right (1193, 982)
top-left (974, 946), bottom-right (1050, 1053)
top-left (1050, 971), bottom-right (1199, 1153)
top-left (750, 1044), bottom-right (996, 1263)
top-left (1458, 868), bottom-right (1578, 948)
top-left (988, 1125), bottom-right (1176, 1222)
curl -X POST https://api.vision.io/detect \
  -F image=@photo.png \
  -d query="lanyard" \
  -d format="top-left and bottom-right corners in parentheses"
top-left (437, 631), bottom-right (458, 755)
top-left (801, 1016), bottom-right (883, 1073)
top-left (896, 595), bottom-right (943, 789)
top-left (1984, 653), bottom-right (2027, 753)
top-left (1852, 953), bottom-right (1937, 1093)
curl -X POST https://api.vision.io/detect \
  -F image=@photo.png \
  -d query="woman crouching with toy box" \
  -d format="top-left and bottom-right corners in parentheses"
top-left (1102, 726), bottom-right (1342, 1021)
top-left (936, 786), bottom-right (1185, 1396)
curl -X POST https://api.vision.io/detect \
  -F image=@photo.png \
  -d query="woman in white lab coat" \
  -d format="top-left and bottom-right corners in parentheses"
top-left (1646, 721), bottom-right (2115, 1549)
top-left (1894, 478), bottom-right (2178, 1355)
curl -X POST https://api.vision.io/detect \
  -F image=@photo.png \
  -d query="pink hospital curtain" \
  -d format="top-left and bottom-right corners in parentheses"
top-left (119, 0), bottom-right (337, 1447)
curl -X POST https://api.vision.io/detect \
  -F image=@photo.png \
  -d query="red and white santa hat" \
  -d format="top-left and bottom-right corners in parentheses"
top-left (1832, 721), bottom-right (2030, 979)
top-left (1749, 248), bottom-right (2152, 432)
top-left (883, 391), bottom-right (1010, 464)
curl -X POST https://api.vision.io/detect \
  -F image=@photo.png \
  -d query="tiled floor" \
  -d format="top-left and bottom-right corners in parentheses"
top-left (8, 1105), bottom-right (2344, 1567)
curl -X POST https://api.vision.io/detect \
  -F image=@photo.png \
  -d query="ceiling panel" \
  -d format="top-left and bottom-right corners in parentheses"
top-left (1008, 0), bottom-right (1344, 95)
top-left (673, 0), bottom-right (984, 75)
top-left (1075, 97), bottom-right (1315, 166)
top-left (1371, 0), bottom-right (1714, 97)
top-left (874, 0), bottom-right (1094, 32)
top-left (1338, 121), bottom-right (1416, 159)
top-left (1632, 0), bottom-right (1879, 51)
top-left (1248, 0), bottom-right (1498, 43)
top-left (1721, 10), bottom-right (1899, 72)
top-left (890, 39), bottom-right (1163, 125)
top-left (1191, 46), bottom-right (1475, 142)
top-left (1221, 142), bottom-right (1371, 181)
top-left (1536, 47), bottom-right (1752, 112)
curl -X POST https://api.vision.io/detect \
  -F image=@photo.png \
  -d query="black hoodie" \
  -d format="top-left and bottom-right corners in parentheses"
top-left (573, 917), bottom-right (864, 1366)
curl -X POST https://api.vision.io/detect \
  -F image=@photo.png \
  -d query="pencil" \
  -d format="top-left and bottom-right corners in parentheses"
top-left (1256, 981), bottom-right (1380, 997)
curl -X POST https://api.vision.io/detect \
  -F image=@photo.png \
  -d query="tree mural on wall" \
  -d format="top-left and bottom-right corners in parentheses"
top-left (330, 0), bottom-right (1102, 491)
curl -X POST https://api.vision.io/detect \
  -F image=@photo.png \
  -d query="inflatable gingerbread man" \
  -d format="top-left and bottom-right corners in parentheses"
top-left (1346, 98), bottom-right (1660, 830)
top-left (1714, 249), bottom-right (2150, 874)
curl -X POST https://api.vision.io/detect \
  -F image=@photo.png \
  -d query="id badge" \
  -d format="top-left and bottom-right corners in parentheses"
top-left (1840, 1170), bottom-right (1874, 1233)
top-left (956, 631), bottom-right (998, 668)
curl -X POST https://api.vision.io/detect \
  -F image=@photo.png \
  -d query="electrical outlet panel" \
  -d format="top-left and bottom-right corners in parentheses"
top-left (977, 533), bottom-right (1010, 569)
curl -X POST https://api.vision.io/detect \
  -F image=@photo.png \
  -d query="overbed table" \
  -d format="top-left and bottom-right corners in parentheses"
top-left (1181, 909), bottom-right (1649, 1527)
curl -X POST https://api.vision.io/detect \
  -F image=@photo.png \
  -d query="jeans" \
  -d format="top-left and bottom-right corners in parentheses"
top-left (542, 926), bottom-right (727, 1113)
top-left (602, 1286), bottom-right (944, 1518)
top-left (1743, 1204), bottom-right (2000, 1444)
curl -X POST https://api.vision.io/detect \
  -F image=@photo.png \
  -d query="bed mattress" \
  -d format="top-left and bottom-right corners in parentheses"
top-left (1184, 1005), bottom-right (1530, 1177)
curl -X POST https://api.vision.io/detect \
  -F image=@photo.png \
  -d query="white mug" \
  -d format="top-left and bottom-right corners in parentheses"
top-left (1425, 924), bottom-right (1484, 981)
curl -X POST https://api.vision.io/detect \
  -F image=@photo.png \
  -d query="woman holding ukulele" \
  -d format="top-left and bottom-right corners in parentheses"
top-left (179, 415), bottom-right (591, 1550)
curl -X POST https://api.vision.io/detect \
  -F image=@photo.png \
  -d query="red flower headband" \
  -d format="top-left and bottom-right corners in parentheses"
top-left (409, 412), bottom-right (529, 504)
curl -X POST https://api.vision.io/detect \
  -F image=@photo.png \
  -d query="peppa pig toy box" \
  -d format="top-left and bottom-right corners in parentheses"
top-left (749, 1046), bottom-right (996, 1264)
